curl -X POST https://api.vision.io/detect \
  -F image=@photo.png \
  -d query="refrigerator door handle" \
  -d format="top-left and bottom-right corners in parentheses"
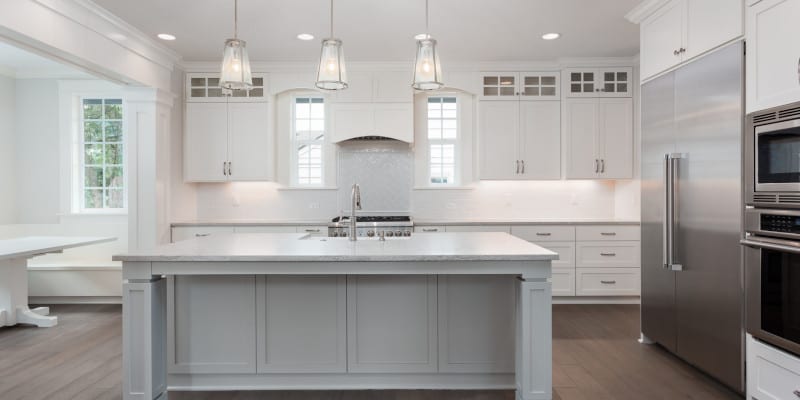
top-left (665, 153), bottom-right (685, 271)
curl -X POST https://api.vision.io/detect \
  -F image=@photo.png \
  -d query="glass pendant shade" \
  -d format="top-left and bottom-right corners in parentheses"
top-left (220, 38), bottom-right (253, 90)
top-left (315, 38), bottom-right (348, 90)
top-left (412, 38), bottom-right (443, 90)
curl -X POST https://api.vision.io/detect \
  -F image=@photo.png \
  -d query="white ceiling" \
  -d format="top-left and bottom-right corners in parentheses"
top-left (91, 0), bottom-right (641, 63)
top-left (0, 40), bottom-right (93, 78)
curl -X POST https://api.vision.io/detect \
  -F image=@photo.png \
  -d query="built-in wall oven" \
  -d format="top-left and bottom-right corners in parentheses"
top-left (745, 100), bottom-right (800, 207)
top-left (742, 208), bottom-right (800, 356)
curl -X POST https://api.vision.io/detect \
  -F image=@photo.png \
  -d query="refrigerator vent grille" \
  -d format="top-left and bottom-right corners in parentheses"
top-left (779, 106), bottom-right (800, 119)
top-left (753, 112), bottom-right (777, 124)
top-left (753, 194), bottom-right (777, 203)
top-left (779, 194), bottom-right (800, 204)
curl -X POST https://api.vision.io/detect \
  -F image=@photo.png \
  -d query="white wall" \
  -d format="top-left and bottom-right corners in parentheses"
top-left (0, 74), bottom-right (15, 224)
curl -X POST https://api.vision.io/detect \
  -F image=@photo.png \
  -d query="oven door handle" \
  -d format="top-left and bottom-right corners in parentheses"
top-left (741, 238), bottom-right (800, 254)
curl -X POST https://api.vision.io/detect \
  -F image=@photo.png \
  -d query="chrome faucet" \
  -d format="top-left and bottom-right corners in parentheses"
top-left (349, 183), bottom-right (361, 241)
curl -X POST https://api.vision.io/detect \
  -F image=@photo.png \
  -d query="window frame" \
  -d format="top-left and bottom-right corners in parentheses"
top-left (426, 95), bottom-right (460, 186)
top-left (290, 94), bottom-right (327, 187)
top-left (75, 96), bottom-right (128, 214)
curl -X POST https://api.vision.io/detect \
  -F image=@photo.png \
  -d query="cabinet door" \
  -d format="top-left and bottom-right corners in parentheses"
top-left (640, 0), bottom-right (685, 80)
top-left (257, 276), bottom-right (346, 373)
top-left (334, 71), bottom-right (374, 102)
top-left (597, 68), bottom-right (633, 97)
top-left (168, 275), bottom-right (257, 374)
top-left (373, 103), bottom-right (414, 142)
top-left (184, 102), bottom-right (229, 182)
top-left (479, 101), bottom-right (520, 179)
top-left (746, 0), bottom-right (800, 112)
top-left (479, 72), bottom-right (519, 100)
top-left (330, 103), bottom-right (374, 142)
top-left (519, 72), bottom-right (560, 100)
top-left (519, 101), bottom-right (561, 179)
top-left (438, 275), bottom-right (515, 373)
top-left (187, 74), bottom-right (226, 102)
top-left (228, 102), bottom-right (272, 181)
top-left (551, 267), bottom-right (576, 296)
top-left (347, 275), bottom-right (437, 373)
top-left (373, 70), bottom-right (413, 102)
top-left (565, 69), bottom-right (599, 97)
top-left (565, 99), bottom-right (600, 179)
top-left (684, 0), bottom-right (743, 61)
top-left (598, 98), bottom-right (633, 179)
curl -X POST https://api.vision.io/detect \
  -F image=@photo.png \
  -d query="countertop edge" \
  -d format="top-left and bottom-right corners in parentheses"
top-left (171, 220), bottom-right (641, 227)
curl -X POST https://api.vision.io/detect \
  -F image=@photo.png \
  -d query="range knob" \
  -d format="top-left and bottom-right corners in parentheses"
top-left (386, 231), bottom-right (394, 237)
top-left (330, 231), bottom-right (339, 237)
top-left (403, 231), bottom-right (411, 237)
top-left (395, 230), bottom-right (403, 237)
top-left (340, 231), bottom-right (348, 237)
top-left (367, 230), bottom-right (375, 237)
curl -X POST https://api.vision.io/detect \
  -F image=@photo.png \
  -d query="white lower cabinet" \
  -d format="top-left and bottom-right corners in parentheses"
top-left (551, 267), bottom-right (577, 296)
top-left (747, 334), bottom-right (800, 400)
top-left (576, 241), bottom-right (640, 269)
top-left (347, 275), bottom-right (438, 373)
top-left (437, 275), bottom-right (515, 373)
top-left (576, 268), bottom-right (640, 296)
top-left (168, 275), bottom-right (257, 374)
top-left (257, 276), bottom-right (347, 373)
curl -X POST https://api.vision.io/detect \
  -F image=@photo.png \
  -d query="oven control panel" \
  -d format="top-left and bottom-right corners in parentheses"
top-left (760, 214), bottom-right (800, 234)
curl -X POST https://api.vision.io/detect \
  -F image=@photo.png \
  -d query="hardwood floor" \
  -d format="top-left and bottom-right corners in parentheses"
top-left (0, 304), bottom-right (742, 400)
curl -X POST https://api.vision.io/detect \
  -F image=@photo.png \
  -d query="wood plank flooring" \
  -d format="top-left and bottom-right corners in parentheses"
top-left (0, 304), bottom-right (742, 400)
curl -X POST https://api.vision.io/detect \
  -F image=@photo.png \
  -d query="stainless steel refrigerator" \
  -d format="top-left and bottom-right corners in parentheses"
top-left (640, 41), bottom-right (744, 392)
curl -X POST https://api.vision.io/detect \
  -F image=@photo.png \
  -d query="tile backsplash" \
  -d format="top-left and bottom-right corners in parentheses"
top-left (336, 140), bottom-right (413, 213)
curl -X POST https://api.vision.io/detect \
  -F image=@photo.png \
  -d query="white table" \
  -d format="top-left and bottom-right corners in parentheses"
top-left (0, 236), bottom-right (116, 328)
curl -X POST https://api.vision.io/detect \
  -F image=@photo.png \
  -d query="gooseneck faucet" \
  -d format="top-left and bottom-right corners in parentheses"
top-left (349, 183), bottom-right (361, 241)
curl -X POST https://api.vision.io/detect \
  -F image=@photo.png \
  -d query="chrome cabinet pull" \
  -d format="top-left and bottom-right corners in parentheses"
top-left (600, 232), bottom-right (617, 236)
top-left (674, 49), bottom-right (680, 56)
top-left (600, 280), bottom-right (616, 285)
top-left (305, 229), bottom-right (320, 233)
top-left (535, 232), bottom-right (551, 236)
top-left (227, 162), bottom-right (232, 176)
top-left (600, 252), bottom-right (616, 257)
top-left (600, 159), bottom-right (605, 173)
top-left (594, 159), bottom-right (599, 173)
top-left (521, 160), bottom-right (525, 174)
top-left (223, 162), bottom-right (227, 176)
top-left (195, 233), bottom-right (211, 237)
top-left (516, 160), bottom-right (520, 174)
top-left (422, 228), bottom-right (439, 232)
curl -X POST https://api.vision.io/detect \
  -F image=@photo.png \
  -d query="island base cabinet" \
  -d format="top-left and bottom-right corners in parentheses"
top-left (122, 278), bottom-right (167, 400)
top-left (167, 275), bottom-right (257, 374)
top-left (516, 279), bottom-right (553, 400)
top-left (438, 276), bottom-right (515, 373)
top-left (347, 275), bottom-right (438, 373)
top-left (256, 276), bottom-right (347, 373)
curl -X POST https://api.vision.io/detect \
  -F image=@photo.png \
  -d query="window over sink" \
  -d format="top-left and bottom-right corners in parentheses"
top-left (292, 96), bottom-right (326, 186)
top-left (427, 96), bottom-right (458, 185)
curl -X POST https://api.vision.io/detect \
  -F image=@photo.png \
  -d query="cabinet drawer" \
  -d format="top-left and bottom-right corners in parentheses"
top-left (552, 267), bottom-right (576, 297)
top-left (445, 225), bottom-right (511, 233)
top-left (512, 225), bottom-right (575, 242)
top-left (747, 335), bottom-right (800, 400)
top-left (576, 268), bottom-right (640, 296)
top-left (576, 241), bottom-right (640, 268)
top-left (576, 225), bottom-right (640, 241)
top-left (171, 226), bottom-right (234, 243)
top-left (533, 241), bottom-right (575, 268)
top-left (415, 226), bottom-right (446, 233)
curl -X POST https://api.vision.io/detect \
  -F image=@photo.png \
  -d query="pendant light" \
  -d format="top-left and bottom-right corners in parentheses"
top-left (412, 0), bottom-right (443, 90)
top-left (220, 0), bottom-right (253, 91)
top-left (315, 0), bottom-right (348, 90)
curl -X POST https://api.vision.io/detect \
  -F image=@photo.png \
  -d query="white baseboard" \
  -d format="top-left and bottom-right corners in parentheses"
top-left (553, 296), bottom-right (640, 305)
top-left (29, 296), bottom-right (121, 304)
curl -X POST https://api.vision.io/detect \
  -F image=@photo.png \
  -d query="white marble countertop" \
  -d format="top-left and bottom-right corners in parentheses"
top-left (170, 218), bottom-right (640, 227)
top-left (113, 232), bottom-right (558, 262)
top-left (0, 236), bottom-right (116, 261)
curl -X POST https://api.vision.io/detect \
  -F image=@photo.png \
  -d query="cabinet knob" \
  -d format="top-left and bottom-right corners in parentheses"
top-left (674, 49), bottom-right (680, 56)
top-left (680, 47), bottom-right (686, 53)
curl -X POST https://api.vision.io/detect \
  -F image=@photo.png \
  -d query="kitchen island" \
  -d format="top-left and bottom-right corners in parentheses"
top-left (114, 232), bottom-right (557, 400)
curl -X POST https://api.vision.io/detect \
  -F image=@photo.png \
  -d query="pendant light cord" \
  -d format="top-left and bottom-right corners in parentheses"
top-left (234, 0), bottom-right (239, 39)
top-left (330, 0), bottom-right (334, 38)
top-left (425, 0), bottom-right (429, 36)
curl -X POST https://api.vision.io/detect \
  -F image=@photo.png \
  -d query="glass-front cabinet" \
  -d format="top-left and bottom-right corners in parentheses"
top-left (565, 67), bottom-right (632, 98)
top-left (479, 72), bottom-right (560, 101)
top-left (186, 73), bottom-right (268, 102)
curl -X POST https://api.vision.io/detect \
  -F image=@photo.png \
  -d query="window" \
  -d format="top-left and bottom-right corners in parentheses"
top-left (292, 96), bottom-right (326, 186)
top-left (80, 98), bottom-right (125, 210)
top-left (427, 97), bottom-right (458, 185)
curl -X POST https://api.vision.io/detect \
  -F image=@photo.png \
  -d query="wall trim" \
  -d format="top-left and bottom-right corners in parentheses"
top-left (625, 0), bottom-right (672, 24)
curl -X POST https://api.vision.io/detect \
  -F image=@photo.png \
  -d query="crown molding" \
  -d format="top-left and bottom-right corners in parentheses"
top-left (33, 0), bottom-right (182, 70)
top-left (625, 0), bottom-right (672, 24)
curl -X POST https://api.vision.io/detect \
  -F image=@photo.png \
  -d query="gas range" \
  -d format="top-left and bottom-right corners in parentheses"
top-left (328, 216), bottom-right (413, 238)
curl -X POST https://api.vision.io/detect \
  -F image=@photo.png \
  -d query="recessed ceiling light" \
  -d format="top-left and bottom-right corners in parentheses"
top-left (297, 33), bottom-right (315, 41)
top-left (414, 33), bottom-right (429, 40)
top-left (157, 33), bottom-right (176, 41)
top-left (541, 33), bottom-right (560, 40)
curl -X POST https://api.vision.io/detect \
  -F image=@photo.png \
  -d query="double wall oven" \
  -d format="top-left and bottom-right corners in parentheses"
top-left (743, 100), bottom-right (800, 357)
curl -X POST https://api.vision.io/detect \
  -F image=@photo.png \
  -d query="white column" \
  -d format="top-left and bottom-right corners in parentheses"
top-left (516, 277), bottom-right (553, 400)
top-left (125, 88), bottom-right (174, 252)
top-left (123, 276), bottom-right (167, 400)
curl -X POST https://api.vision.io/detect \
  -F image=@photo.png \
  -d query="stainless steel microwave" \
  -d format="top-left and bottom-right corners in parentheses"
top-left (745, 101), bottom-right (800, 207)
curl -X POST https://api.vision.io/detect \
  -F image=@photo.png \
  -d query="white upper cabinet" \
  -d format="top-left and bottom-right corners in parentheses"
top-left (227, 103), bottom-right (273, 181)
top-left (187, 73), bottom-right (268, 102)
top-left (330, 102), bottom-right (413, 143)
top-left (479, 71), bottom-right (560, 101)
top-left (639, 0), bottom-right (743, 81)
top-left (185, 102), bottom-right (229, 182)
top-left (746, 0), bottom-right (800, 112)
top-left (479, 102), bottom-right (520, 179)
top-left (564, 68), bottom-right (633, 98)
top-left (566, 98), bottom-right (633, 179)
top-left (335, 70), bottom-right (412, 103)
